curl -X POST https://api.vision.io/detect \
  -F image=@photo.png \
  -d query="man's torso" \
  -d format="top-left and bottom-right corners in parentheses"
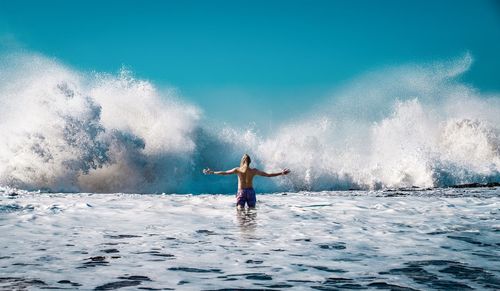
top-left (236, 167), bottom-right (256, 190)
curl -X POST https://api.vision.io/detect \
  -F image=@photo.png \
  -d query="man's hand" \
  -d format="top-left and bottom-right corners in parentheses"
top-left (203, 168), bottom-right (213, 175)
top-left (282, 168), bottom-right (291, 175)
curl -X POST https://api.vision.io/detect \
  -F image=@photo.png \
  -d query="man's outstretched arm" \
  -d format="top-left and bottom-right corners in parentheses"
top-left (255, 168), bottom-right (290, 177)
top-left (203, 167), bottom-right (238, 175)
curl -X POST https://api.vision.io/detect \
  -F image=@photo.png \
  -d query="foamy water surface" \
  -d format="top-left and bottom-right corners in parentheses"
top-left (1, 188), bottom-right (499, 290)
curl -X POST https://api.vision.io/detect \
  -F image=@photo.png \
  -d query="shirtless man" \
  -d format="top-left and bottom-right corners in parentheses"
top-left (203, 154), bottom-right (290, 208)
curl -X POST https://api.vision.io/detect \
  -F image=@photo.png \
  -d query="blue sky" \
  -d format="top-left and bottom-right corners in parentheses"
top-left (1, 0), bottom-right (499, 127)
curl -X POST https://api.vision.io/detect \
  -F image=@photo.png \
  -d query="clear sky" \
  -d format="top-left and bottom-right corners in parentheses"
top-left (1, 0), bottom-right (499, 128)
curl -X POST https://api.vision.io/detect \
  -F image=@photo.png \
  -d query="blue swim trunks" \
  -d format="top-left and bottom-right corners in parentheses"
top-left (236, 187), bottom-right (256, 207)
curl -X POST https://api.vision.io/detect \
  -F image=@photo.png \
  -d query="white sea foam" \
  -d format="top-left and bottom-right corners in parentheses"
top-left (247, 53), bottom-right (500, 190)
top-left (0, 53), bottom-right (199, 193)
top-left (0, 189), bottom-right (499, 289)
top-left (0, 52), bottom-right (498, 192)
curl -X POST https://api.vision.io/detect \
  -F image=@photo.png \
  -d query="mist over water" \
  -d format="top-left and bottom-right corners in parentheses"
top-left (0, 52), bottom-right (498, 193)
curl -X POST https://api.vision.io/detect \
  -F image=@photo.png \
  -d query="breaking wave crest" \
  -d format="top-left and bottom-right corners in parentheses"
top-left (0, 53), bottom-right (199, 193)
top-left (0, 52), bottom-right (498, 193)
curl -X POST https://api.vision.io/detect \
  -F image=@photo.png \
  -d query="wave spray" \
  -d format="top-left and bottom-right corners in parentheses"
top-left (0, 53), bottom-right (498, 193)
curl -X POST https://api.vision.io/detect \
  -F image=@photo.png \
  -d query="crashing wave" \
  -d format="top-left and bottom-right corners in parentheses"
top-left (0, 52), bottom-right (498, 193)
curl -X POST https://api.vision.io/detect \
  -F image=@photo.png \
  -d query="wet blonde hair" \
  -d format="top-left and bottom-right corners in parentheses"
top-left (240, 154), bottom-right (251, 167)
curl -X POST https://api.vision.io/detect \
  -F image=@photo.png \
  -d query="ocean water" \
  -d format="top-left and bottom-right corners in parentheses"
top-left (0, 51), bottom-right (499, 290)
top-left (1, 187), bottom-right (499, 290)
top-left (0, 52), bottom-right (499, 194)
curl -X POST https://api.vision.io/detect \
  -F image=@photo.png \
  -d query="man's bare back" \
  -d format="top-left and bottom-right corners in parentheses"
top-left (203, 154), bottom-right (290, 208)
top-left (236, 166), bottom-right (257, 189)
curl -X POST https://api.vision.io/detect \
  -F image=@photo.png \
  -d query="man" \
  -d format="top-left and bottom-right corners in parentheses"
top-left (203, 154), bottom-right (290, 208)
